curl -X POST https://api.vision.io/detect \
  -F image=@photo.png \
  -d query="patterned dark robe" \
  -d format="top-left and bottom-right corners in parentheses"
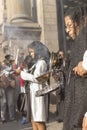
top-left (63, 27), bottom-right (87, 130)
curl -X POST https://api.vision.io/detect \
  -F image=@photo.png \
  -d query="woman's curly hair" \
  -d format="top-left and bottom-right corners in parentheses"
top-left (65, 6), bottom-right (87, 37)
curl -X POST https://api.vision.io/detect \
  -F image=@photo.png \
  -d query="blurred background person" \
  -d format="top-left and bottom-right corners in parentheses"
top-left (17, 55), bottom-right (33, 124)
top-left (2, 55), bottom-right (16, 121)
top-left (0, 62), bottom-right (7, 123)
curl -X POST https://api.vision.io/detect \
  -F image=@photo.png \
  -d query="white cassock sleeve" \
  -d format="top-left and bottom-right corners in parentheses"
top-left (82, 50), bottom-right (87, 70)
top-left (21, 71), bottom-right (38, 83)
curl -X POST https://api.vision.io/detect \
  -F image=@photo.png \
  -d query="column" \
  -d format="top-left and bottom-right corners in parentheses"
top-left (0, 0), bottom-right (4, 24)
top-left (6, 0), bottom-right (32, 22)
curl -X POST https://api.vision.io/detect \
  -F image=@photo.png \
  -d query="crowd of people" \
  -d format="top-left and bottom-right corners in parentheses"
top-left (0, 41), bottom-right (51, 130)
top-left (0, 4), bottom-right (87, 130)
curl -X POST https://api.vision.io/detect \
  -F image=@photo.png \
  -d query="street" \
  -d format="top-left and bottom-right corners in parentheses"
top-left (0, 103), bottom-right (63, 130)
top-left (0, 118), bottom-right (63, 130)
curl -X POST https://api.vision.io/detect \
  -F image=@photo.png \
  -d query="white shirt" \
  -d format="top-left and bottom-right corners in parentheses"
top-left (82, 50), bottom-right (87, 70)
top-left (82, 50), bottom-right (87, 117)
top-left (20, 59), bottom-right (47, 121)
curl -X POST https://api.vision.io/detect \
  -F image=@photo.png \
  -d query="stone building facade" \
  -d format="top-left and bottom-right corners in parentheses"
top-left (0, 0), bottom-right (59, 62)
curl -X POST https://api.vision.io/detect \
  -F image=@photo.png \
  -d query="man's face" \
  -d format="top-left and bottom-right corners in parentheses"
top-left (65, 16), bottom-right (76, 40)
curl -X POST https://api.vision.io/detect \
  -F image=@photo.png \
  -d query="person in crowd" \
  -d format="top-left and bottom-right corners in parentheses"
top-left (63, 6), bottom-right (87, 130)
top-left (19, 73), bottom-right (27, 124)
top-left (0, 62), bottom-right (7, 123)
top-left (20, 41), bottom-right (50, 130)
top-left (3, 55), bottom-right (16, 121)
top-left (17, 56), bottom-right (33, 124)
top-left (16, 62), bottom-right (26, 124)
top-left (55, 51), bottom-right (66, 122)
top-left (6, 74), bottom-right (16, 121)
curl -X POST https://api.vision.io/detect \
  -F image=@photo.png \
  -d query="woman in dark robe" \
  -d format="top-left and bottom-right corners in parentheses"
top-left (63, 6), bottom-right (87, 130)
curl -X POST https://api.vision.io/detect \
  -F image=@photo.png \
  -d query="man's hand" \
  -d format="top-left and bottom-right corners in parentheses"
top-left (15, 69), bottom-right (21, 75)
top-left (73, 61), bottom-right (87, 77)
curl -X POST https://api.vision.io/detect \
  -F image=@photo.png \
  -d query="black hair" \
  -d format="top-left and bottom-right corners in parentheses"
top-left (65, 6), bottom-right (87, 40)
top-left (65, 6), bottom-right (87, 28)
top-left (28, 41), bottom-right (50, 69)
top-left (22, 55), bottom-right (34, 69)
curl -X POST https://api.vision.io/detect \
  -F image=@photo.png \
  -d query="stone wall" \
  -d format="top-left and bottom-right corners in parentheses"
top-left (0, 0), bottom-right (59, 62)
top-left (43, 0), bottom-right (59, 52)
top-left (0, 0), bottom-right (4, 25)
top-left (37, 0), bottom-right (59, 52)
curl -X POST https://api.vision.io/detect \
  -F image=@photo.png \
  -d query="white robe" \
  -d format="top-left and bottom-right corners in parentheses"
top-left (21, 59), bottom-right (47, 122)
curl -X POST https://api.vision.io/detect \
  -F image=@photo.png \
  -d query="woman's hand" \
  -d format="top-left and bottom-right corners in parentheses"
top-left (82, 116), bottom-right (87, 130)
top-left (73, 66), bottom-right (78, 75)
top-left (73, 61), bottom-right (87, 77)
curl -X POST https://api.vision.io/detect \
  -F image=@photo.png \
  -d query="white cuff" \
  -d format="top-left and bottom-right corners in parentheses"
top-left (84, 112), bottom-right (87, 117)
top-left (82, 50), bottom-right (87, 70)
top-left (82, 62), bottom-right (87, 70)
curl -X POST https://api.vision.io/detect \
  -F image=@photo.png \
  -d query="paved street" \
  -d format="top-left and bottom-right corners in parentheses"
top-left (0, 117), bottom-right (63, 130)
top-left (0, 103), bottom-right (63, 130)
